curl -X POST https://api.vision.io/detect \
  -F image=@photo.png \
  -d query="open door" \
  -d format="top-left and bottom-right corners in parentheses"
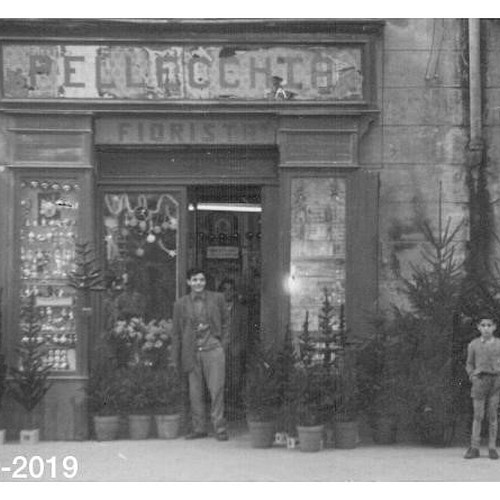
top-left (187, 185), bottom-right (262, 419)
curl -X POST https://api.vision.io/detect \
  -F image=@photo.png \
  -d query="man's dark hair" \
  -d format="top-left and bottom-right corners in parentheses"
top-left (218, 278), bottom-right (236, 291)
top-left (186, 267), bottom-right (207, 280)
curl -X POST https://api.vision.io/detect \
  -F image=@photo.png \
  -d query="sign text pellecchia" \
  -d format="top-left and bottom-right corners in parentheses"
top-left (2, 44), bottom-right (363, 101)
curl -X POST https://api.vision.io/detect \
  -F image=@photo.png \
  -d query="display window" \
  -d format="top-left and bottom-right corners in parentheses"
top-left (18, 179), bottom-right (81, 372)
top-left (101, 191), bottom-right (180, 330)
top-left (288, 177), bottom-right (346, 338)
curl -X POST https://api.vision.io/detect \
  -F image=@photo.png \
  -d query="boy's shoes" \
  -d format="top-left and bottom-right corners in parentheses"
top-left (185, 431), bottom-right (208, 440)
top-left (215, 430), bottom-right (229, 441)
top-left (464, 447), bottom-right (480, 459)
top-left (489, 449), bottom-right (499, 460)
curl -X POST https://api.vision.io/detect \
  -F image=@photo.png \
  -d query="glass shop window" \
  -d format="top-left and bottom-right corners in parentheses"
top-left (102, 192), bottom-right (179, 330)
top-left (18, 180), bottom-right (81, 372)
top-left (288, 177), bottom-right (346, 357)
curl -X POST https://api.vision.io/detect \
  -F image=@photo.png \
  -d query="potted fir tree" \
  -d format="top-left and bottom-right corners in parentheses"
top-left (151, 366), bottom-right (182, 439)
top-left (292, 304), bottom-right (340, 453)
top-left (357, 314), bottom-right (402, 444)
top-left (293, 362), bottom-right (337, 452)
top-left (8, 294), bottom-right (53, 444)
top-left (86, 359), bottom-right (123, 441)
top-left (400, 217), bottom-right (464, 446)
top-left (245, 345), bottom-right (282, 448)
top-left (122, 364), bottom-right (154, 440)
top-left (333, 372), bottom-right (360, 449)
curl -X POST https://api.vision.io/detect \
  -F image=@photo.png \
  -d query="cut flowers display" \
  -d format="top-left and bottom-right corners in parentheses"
top-left (107, 317), bottom-right (173, 368)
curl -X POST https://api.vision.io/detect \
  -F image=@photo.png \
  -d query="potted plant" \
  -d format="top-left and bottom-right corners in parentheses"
top-left (150, 366), bottom-right (182, 439)
top-left (8, 294), bottom-right (53, 444)
top-left (357, 314), bottom-right (402, 444)
top-left (245, 345), bottom-right (282, 448)
top-left (400, 218), bottom-right (464, 446)
top-left (333, 372), bottom-right (360, 449)
top-left (122, 364), bottom-right (154, 440)
top-left (293, 362), bottom-right (338, 452)
top-left (86, 359), bottom-right (123, 441)
top-left (290, 305), bottom-right (340, 453)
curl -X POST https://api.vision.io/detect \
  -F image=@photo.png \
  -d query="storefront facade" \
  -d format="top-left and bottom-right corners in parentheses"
top-left (0, 19), bottom-right (385, 440)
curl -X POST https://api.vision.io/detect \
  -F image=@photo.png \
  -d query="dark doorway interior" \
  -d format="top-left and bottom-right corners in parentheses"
top-left (187, 185), bottom-right (262, 420)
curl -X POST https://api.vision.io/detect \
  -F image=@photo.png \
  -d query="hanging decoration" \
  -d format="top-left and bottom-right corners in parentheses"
top-left (104, 193), bottom-right (178, 258)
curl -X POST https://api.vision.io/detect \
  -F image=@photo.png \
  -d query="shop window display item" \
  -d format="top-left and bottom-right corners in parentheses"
top-left (103, 192), bottom-right (179, 323)
top-left (18, 180), bottom-right (81, 372)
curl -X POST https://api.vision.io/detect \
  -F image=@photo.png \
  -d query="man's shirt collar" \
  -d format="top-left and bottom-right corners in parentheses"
top-left (480, 336), bottom-right (494, 344)
top-left (190, 290), bottom-right (207, 301)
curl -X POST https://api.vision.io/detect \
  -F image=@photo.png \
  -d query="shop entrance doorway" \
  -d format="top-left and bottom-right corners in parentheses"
top-left (187, 185), bottom-right (262, 420)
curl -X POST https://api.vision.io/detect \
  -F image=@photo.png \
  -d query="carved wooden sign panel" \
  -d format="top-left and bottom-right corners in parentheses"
top-left (2, 44), bottom-right (364, 101)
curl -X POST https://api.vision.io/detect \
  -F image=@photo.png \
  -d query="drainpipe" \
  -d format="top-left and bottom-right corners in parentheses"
top-left (466, 18), bottom-right (490, 277)
top-left (468, 18), bottom-right (482, 151)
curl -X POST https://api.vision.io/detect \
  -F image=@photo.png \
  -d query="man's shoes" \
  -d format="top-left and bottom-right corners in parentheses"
top-left (489, 449), bottom-right (499, 460)
top-left (185, 431), bottom-right (208, 440)
top-left (215, 430), bottom-right (229, 441)
top-left (464, 447), bottom-right (480, 459)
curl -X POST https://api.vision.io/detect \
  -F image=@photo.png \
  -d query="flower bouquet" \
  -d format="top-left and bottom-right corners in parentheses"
top-left (106, 317), bottom-right (174, 368)
top-left (106, 317), bottom-right (146, 367)
top-left (141, 319), bottom-right (173, 369)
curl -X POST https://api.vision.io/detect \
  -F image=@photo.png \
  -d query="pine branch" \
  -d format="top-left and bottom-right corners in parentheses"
top-left (68, 241), bottom-right (105, 292)
top-left (8, 294), bottom-right (53, 421)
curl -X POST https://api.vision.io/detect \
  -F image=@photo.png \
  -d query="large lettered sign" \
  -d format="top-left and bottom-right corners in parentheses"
top-left (2, 44), bottom-right (364, 101)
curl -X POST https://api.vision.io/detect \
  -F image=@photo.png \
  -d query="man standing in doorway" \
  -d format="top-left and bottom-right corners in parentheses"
top-left (172, 268), bottom-right (230, 441)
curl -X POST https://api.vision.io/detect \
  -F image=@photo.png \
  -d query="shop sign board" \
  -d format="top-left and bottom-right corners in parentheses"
top-left (95, 117), bottom-right (276, 145)
top-left (2, 44), bottom-right (363, 101)
top-left (206, 246), bottom-right (240, 260)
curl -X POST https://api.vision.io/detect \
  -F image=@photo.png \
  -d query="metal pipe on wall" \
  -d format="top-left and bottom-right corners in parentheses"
top-left (469, 18), bottom-right (482, 148)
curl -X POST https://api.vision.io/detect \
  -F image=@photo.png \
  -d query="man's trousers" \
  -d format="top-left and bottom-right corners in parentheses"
top-left (188, 346), bottom-right (226, 435)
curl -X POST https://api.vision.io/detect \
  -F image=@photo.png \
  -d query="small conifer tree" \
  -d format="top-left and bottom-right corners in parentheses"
top-left (68, 241), bottom-right (105, 295)
top-left (8, 293), bottom-right (53, 429)
top-left (401, 216), bottom-right (464, 445)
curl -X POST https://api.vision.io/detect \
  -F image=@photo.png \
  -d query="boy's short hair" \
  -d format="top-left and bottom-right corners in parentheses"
top-left (475, 311), bottom-right (497, 324)
top-left (186, 267), bottom-right (206, 280)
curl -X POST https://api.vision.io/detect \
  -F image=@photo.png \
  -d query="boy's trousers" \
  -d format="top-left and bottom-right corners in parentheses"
top-left (188, 346), bottom-right (226, 435)
top-left (471, 373), bottom-right (500, 448)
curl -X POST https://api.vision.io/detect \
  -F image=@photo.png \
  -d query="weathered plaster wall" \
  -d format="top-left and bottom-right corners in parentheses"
top-left (484, 20), bottom-right (500, 267)
top-left (374, 18), bottom-right (469, 308)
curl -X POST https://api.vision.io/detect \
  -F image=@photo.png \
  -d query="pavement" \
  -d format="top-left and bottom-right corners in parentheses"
top-left (0, 424), bottom-right (499, 482)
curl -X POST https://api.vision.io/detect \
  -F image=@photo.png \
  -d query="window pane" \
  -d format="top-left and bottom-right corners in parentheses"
top-left (103, 192), bottom-right (179, 326)
top-left (19, 179), bottom-right (80, 372)
top-left (289, 177), bottom-right (346, 335)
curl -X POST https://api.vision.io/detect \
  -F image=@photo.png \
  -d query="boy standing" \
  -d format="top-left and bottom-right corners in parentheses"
top-left (464, 313), bottom-right (500, 459)
top-left (172, 268), bottom-right (230, 441)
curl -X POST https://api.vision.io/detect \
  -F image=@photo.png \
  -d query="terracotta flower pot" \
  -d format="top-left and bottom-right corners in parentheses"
top-left (373, 416), bottom-right (398, 445)
top-left (93, 415), bottom-right (120, 441)
top-left (155, 414), bottom-right (181, 439)
top-left (297, 425), bottom-right (324, 452)
top-left (334, 421), bottom-right (359, 449)
top-left (247, 420), bottom-right (276, 448)
top-left (128, 414), bottom-right (152, 440)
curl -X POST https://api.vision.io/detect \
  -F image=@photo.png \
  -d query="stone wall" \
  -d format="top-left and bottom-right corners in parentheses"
top-left (484, 20), bottom-right (500, 267)
top-left (371, 19), bottom-right (469, 309)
